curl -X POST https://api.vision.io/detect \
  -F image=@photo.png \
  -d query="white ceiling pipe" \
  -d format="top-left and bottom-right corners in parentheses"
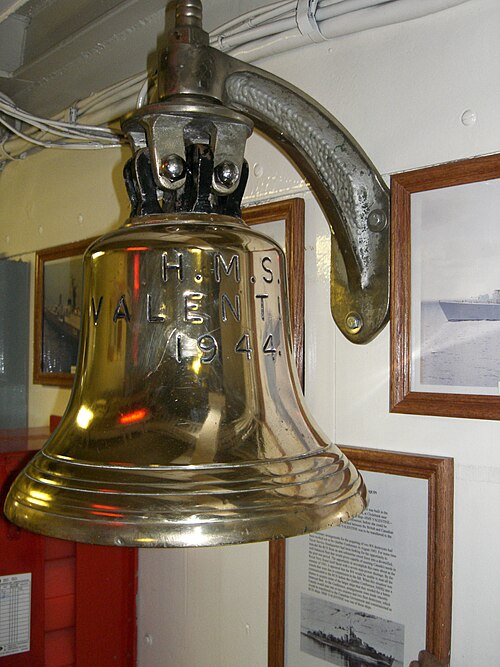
top-left (210, 0), bottom-right (294, 39)
top-left (231, 0), bottom-right (471, 60)
top-left (317, 0), bottom-right (396, 21)
top-left (214, 0), bottom-right (390, 51)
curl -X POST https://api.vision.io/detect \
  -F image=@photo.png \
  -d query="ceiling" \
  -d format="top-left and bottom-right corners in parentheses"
top-left (0, 0), bottom-right (270, 118)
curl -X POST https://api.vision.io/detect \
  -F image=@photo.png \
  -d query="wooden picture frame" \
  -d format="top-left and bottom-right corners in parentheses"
top-left (241, 198), bottom-right (305, 667)
top-left (269, 448), bottom-right (454, 666)
top-left (33, 237), bottom-right (97, 387)
top-left (390, 153), bottom-right (500, 418)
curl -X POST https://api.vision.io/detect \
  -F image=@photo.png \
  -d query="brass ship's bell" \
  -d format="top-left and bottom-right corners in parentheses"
top-left (4, 0), bottom-right (378, 547)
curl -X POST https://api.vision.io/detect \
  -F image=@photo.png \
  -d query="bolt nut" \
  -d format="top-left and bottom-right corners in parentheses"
top-left (345, 312), bottom-right (363, 334)
top-left (214, 160), bottom-right (239, 188)
top-left (367, 209), bottom-right (388, 232)
top-left (160, 154), bottom-right (186, 182)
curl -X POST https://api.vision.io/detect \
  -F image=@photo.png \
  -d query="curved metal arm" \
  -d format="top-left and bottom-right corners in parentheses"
top-left (222, 66), bottom-right (389, 343)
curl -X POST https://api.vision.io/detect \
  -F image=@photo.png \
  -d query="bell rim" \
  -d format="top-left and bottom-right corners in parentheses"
top-left (4, 475), bottom-right (367, 547)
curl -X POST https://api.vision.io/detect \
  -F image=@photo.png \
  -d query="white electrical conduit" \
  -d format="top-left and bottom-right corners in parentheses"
top-left (0, 0), bottom-right (471, 164)
top-left (211, 0), bottom-right (388, 48)
top-left (0, 115), bottom-right (121, 150)
top-left (229, 0), bottom-right (472, 59)
top-left (210, 0), bottom-right (294, 37)
top-left (0, 101), bottom-right (121, 140)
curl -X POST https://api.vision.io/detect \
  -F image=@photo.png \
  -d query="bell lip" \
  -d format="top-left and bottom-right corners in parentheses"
top-left (4, 478), bottom-right (367, 548)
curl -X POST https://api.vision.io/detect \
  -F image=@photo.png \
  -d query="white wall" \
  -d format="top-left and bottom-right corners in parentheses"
top-left (1, 1), bottom-right (499, 665)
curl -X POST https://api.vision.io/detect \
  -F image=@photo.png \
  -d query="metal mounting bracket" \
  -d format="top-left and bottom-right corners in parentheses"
top-left (222, 68), bottom-right (390, 344)
top-left (151, 0), bottom-right (390, 343)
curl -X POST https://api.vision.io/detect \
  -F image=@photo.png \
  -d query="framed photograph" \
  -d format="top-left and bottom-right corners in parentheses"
top-left (34, 237), bottom-right (97, 387)
top-left (269, 448), bottom-right (454, 667)
top-left (390, 153), bottom-right (500, 418)
top-left (241, 198), bottom-right (305, 667)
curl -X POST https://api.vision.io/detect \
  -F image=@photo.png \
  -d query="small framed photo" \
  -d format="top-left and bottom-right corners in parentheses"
top-left (34, 237), bottom-right (97, 387)
top-left (390, 153), bottom-right (500, 418)
top-left (268, 448), bottom-right (454, 667)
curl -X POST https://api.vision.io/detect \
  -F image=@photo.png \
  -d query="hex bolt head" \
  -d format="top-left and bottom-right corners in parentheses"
top-left (345, 312), bottom-right (363, 334)
top-left (214, 161), bottom-right (239, 188)
top-left (160, 154), bottom-right (186, 182)
top-left (367, 209), bottom-right (388, 232)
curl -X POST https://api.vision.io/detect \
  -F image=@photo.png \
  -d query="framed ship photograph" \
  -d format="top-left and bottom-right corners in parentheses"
top-left (390, 153), bottom-right (500, 419)
top-left (268, 448), bottom-right (454, 667)
top-left (34, 237), bottom-right (97, 387)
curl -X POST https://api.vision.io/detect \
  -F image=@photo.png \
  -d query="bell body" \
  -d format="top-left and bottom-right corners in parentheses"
top-left (5, 213), bottom-right (366, 546)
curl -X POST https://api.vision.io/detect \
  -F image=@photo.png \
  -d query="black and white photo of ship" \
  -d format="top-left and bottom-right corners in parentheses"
top-left (419, 299), bottom-right (500, 393)
top-left (439, 290), bottom-right (500, 321)
top-left (300, 595), bottom-right (404, 667)
top-left (411, 175), bottom-right (500, 394)
top-left (302, 627), bottom-right (394, 666)
top-left (42, 256), bottom-right (83, 374)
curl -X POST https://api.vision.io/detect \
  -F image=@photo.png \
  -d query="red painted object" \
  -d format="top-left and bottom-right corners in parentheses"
top-left (0, 450), bottom-right (45, 667)
top-left (0, 430), bottom-right (137, 667)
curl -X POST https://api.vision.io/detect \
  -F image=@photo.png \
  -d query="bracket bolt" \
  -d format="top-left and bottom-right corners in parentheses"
top-left (367, 209), bottom-right (387, 232)
top-left (345, 312), bottom-right (363, 334)
top-left (160, 154), bottom-right (186, 182)
top-left (214, 160), bottom-right (239, 188)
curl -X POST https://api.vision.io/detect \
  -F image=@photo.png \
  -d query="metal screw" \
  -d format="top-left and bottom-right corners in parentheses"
top-left (214, 160), bottom-right (239, 188)
top-left (345, 312), bottom-right (363, 334)
top-left (160, 154), bottom-right (186, 182)
top-left (367, 209), bottom-right (387, 232)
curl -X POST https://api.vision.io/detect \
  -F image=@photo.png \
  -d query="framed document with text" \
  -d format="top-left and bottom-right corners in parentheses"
top-left (269, 448), bottom-right (454, 667)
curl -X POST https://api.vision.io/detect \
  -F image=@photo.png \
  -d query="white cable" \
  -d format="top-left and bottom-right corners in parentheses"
top-left (0, 95), bottom-right (125, 147)
top-left (0, 115), bottom-right (122, 150)
top-left (320, 0), bottom-right (471, 39)
top-left (136, 78), bottom-right (151, 108)
top-left (210, 0), bottom-right (293, 38)
top-left (0, 104), bottom-right (121, 142)
top-left (212, 0), bottom-right (388, 47)
top-left (230, 0), bottom-right (471, 59)
top-left (212, 8), bottom-right (296, 42)
top-left (213, 0), bottom-right (393, 52)
top-left (296, 0), bottom-right (327, 43)
top-left (316, 0), bottom-right (394, 20)
top-left (216, 16), bottom-right (296, 51)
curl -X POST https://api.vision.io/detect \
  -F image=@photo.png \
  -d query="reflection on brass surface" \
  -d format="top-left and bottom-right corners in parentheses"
top-left (5, 214), bottom-right (366, 546)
